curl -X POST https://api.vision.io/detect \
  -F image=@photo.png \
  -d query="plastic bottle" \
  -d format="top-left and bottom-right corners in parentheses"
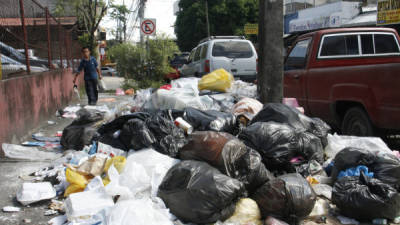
top-left (174, 117), bottom-right (193, 134)
top-left (372, 218), bottom-right (387, 225)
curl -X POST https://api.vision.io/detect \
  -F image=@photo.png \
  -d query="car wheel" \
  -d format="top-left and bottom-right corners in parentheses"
top-left (342, 107), bottom-right (374, 136)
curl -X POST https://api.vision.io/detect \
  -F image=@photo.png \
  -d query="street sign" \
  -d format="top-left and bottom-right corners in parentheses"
top-left (141, 18), bottom-right (156, 36)
top-left (244, 23), bottom-right (258, 35)
top-left (377, 0), bottom-right (400, 25)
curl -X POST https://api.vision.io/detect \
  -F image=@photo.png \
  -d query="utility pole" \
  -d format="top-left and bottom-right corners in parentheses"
top-left (205, 0), bottom-right (210, 37)
top-left (258, 0), bottom-right (284, 103)
top-left (139, 0), bottom-right (145, 44)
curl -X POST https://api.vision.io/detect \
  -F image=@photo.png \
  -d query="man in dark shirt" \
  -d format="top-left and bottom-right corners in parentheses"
top-left (73, 47), bottom-right (102, 105)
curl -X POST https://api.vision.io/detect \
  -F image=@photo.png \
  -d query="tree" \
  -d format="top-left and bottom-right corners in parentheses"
top-left (109, 4), bottom-right (130, 42)
top-left (56, 0), bottom-right (109, 52)
top-left (258, 0), bottom-right (283, 103)
top-left (175, 0), bottom-right (258, 51)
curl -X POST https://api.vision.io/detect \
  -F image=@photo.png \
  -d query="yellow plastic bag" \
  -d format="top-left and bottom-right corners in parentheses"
top-left (64, 168), bottom-right (91, 197)
top-left (102, 156), bottom-right (126, 186)
top-left (222, 198), bottom-right (262, 225)
top-left (198, 69), bottom-right (234, 92)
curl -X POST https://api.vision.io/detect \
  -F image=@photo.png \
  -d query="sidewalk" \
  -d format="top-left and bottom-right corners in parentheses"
top-left (0, 78), bottom-right (131, 224)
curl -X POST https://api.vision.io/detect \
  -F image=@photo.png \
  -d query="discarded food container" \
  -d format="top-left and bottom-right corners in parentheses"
top-left (174, 117), bottom-right (193, 134)
top-left (65, 189), bottom-right (114, 221)
top-left (16, 182), bottom-right (56, 205)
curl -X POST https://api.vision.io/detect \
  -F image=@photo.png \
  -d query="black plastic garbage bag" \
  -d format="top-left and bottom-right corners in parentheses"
top-left (250, 103), bottom-right (331, 147)
top-left (146, 114), bottom-right (187, 157)
top-left (97, 112), bottom-right (150, 134)
top-left (119, 119), bottom-right (156, 150)
top-left (180, 131), bottom-right (274, 193)
top-left (61, 109), bottom-right (104, 150)
top-left (183, 107), bottom-right (237, 133)
top-left (331, 147), bottom-right (400, 189)
top-left (251, 173), bottom-right (317, 223)
top-left (239, 122), bottom-right (323, 172)
top-left (158, 160), bottom-right (245, 224)
top-left (332, 173), bottom-right (400, 220)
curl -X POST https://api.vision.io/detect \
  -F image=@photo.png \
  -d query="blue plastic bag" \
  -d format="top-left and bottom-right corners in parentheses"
top-left (338, 165), bottom-right (374, 179)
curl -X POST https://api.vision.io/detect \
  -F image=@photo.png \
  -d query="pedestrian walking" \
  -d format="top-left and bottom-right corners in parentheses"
top-left (73, 47), bottom-right (102, 105)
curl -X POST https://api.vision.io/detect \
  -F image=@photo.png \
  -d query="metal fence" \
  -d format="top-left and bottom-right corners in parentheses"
top-left (0, 0), bottom-right (80, 78)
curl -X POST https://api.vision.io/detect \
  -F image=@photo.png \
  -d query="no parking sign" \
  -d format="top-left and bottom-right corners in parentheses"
top-left (140, 18), bottom-right (156, 36)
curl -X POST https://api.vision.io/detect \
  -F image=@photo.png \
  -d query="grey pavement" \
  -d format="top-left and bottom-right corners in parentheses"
top-left (102, 76), bottom-right (124, 91)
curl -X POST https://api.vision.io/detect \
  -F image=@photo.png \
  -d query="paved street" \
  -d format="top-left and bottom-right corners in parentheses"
top-left (102, 76), bottom-right (124, 91)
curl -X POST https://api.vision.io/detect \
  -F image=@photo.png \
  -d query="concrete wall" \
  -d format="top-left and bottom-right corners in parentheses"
top-left (0, 68), bottom-right (82, 150)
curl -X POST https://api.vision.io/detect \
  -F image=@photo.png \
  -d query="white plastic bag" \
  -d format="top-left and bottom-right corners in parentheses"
top-left (106, 198), bottom-right (174, 225)
top-left (171, 77), bottom-right (200, 90)
top-left (221, 198), bottom-right (262, 225)
top-left (98, 79), bottom-right (107, 91)
top-left (16, 182), bottom-right (56, 205)
top-left (2, 143), bottom-right (62, 161)
top-left (325, 134), bottom-right (392, 161)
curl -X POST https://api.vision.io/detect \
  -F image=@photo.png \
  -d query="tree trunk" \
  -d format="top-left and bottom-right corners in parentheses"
top-left (258, 0), bottom-right (284, 104)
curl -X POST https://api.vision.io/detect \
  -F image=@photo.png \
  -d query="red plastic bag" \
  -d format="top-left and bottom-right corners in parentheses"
top-left (159, 84), bottom-right (172, 90)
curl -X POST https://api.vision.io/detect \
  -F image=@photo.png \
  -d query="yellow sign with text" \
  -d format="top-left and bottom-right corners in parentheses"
top-left (377, 0), bottom-right (400, 25)
top-left (244, 23), bottom-right (258, 35)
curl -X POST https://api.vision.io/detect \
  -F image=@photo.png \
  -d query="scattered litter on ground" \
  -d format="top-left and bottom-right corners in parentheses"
top-left (2, 206), bottom-right (21, 212)
top-left (16, 182), bottom-right (56, 205)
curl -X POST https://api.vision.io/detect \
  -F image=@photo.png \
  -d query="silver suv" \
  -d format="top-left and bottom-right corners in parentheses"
top-left (179, 36), bottom-right (258, 81)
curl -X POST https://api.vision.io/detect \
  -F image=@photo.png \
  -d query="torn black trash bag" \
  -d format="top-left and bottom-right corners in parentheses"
top-left (61, 109), bottom-right (104, 150)
top-left (250, 103), bottom-right (331, 147)
top-left (238, 122), bottom-right (323, 172)
top-left (183, 107), bottom-right (237, 133)
top-left (331, 147), bottom-right (400, 189)
top-left (332, 173), bottom-right (400, 220)
top-left (119, 118), bottom-right (156, 150)
top-left (180, 131), bottom-right (274, 193)
top-left (251, 173), bottom-right (316, 223)
top-left (158, 160), bottom-right (245, 224)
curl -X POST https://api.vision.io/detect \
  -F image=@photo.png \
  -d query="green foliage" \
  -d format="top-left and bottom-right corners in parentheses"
top-left (109, 4), bottom-right (130, 42)
top-left (175, 0), bottom-right (258, 51)
top-left (108, 34), bottom-right (179, 89)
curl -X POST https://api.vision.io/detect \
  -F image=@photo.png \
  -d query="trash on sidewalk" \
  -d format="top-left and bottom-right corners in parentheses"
top-left (336, 215), bottom-right (360, 225)
top-left (182, 107), bottom-right (236, 132)
top-left (2, 206), bottom-right (21, 212)
top-left (2, 143), bottom-right (62, 161)
top-left (125, 88), bottom-right (134, 95)
top-left (16, 182), bottom-right (56, 205)
top-left (47, 215), bottom-right (67, 225)
top-left (116, 88), bottom-right (125, 96)
top-left (158, 160), bottom-right (245, 224)
top-left (232, 97), bottom-right (263, 122)
top-left (264, 216), bottom-right (289, 225)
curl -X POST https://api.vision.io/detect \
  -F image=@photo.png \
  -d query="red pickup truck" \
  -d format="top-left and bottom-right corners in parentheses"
top-left (284, 27), bottom-right (400, 137)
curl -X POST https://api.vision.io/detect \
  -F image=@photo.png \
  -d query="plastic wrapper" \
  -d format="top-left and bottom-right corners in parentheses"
top-left (251, 173), bottom-right (317, 223)
top-left (332, 173), bottom-right (400, 220)
top-left (231, 97), bottom-right (263, 121)
top-left (231, 80), bottom-right (257, 98)
top-left (221, 198), bottom-right (262, 225)
top-left (239, 122), bottom-right (323, 173)
top-left (250, 104), bottom-right (331, 147)
top-left (180, 131), bottom-right (273, 193)
top-left (183, 107), bottom-right (237, 132)
top-left (171, 77), bottom-right (199, 90)
top-left (2, 143), bottom-right (62, 161)
top-left (64, 168), bottom-right (91, 197)
top-left (158, 160), bottom-right (245, 224)
top-left (198, 68), bottom-right (234, 93)
top-left (331, 147), bottom-right (400, 189)
top-left (325, 133), bottom-right (392, 161)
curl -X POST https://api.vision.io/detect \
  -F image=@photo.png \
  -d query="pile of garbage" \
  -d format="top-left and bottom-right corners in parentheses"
top-left (2, 69), bottom-right (400, 225)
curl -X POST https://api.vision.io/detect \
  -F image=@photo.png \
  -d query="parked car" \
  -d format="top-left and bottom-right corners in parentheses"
top-left (0, 41), bottom-right (49, 68)
top-left (284, 27), bottom-right (400, 136)
top-left (1, 54), bottom-right (47, 76)
top-left (179, 36), bottom-right (258, 81)
top-left (101, 67), bottom-right (117, 76)
top-left (169, 52), bottom-right (190, 69)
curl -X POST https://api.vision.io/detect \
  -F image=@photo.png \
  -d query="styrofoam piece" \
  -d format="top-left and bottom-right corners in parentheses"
top-left (16, 182), bottom-right (56, 205)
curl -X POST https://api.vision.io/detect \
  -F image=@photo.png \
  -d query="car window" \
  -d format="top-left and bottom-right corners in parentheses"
top-left (285, 39), bottom-right (310, 70)
top-left (212, 41), bottom-right (253, 58)
top-left (374, 34), bottom-right (400, 54)
top-left (194, 47), bottom-right (202, 62)
top-left (361, 34), bottom-right (374, 54)
top-left (188, 49), bottom-right (195, 63)
top-left (200, 44), bottom-right (208, 59)
top-left (320, 35), bottom-right (359, 57)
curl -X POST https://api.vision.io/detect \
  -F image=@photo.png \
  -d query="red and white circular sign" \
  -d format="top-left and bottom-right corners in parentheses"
top-left (141, 19), bottom-right (156, 35)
